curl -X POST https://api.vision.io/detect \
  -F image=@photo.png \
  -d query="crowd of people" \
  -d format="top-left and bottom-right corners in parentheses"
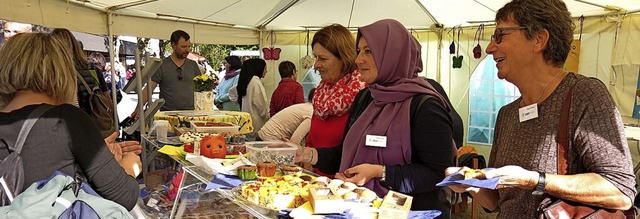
top-left (0, 0), bottom-right (637, 218)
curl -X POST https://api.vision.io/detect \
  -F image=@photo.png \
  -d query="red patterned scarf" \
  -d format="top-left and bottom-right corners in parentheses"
top-left (312, 70), bottom-right (366, 120)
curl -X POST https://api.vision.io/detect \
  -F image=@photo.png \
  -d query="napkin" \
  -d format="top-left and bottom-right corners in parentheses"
top-left (435, 168), bottom-right (499, 189)
top-left (205, 174), bottom-right (244, 190)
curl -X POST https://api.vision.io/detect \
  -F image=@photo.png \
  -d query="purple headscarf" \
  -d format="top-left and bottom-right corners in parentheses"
top-left (339, 19), bottom-right (451, 197)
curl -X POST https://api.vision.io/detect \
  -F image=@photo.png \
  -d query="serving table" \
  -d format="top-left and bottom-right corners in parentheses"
top-left (142, 135), bottom-right (272, 219)
top-left (154, 110), bottom-right (254, 134)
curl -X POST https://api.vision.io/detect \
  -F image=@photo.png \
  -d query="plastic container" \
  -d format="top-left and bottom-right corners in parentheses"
top-left (245, 141), bottom-right (297, 165)
top-left (190, 121), bottom-right (240, 135)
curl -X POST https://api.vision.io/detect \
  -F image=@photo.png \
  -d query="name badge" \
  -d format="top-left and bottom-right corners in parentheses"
top-left (518, 103), bottom-right (539, 122)
top-left (366, 135), bottom-right (387, 147)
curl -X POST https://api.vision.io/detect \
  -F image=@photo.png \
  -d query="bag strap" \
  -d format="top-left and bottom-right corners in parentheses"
top-left (557, 81), bottom-right (579, 175)
top-left (412, 94), bottom-right (432, 122)
top-left (13, 105), bottom-right (54, 153)
top-left (76, 72), bottom-right (96, 95)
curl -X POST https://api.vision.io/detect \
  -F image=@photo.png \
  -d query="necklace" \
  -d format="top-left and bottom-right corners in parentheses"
top-left (523, 70), bottom-right (564, 106)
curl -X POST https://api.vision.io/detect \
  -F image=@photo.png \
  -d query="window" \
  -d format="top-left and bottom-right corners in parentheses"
top-left (467, 55), bottom-right (520, 145)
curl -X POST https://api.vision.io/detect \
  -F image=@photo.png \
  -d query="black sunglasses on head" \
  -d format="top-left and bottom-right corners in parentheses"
top-left (177, 67), bottom-right (183, 80)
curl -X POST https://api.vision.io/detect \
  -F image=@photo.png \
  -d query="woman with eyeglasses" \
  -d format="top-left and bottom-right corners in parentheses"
top-left (444, 0), bottom-right (636, 218)
top-left (215, 56), bottom-right (242, 111)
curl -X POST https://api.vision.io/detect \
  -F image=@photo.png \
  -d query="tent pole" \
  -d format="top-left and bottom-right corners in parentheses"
top-left (107, 12), bottom-right (120, 133)
top-left (259, 0), bottom-right (300, 28)
top-left (415, 0), bottom-right (440, 25)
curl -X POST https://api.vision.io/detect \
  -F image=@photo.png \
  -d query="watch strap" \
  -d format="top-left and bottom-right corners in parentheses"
top-left (532, 172), bottom-right (546, 195)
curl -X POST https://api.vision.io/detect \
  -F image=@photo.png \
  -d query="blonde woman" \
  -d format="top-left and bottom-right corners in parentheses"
top-left (0, 33), bottom-right (140, 210)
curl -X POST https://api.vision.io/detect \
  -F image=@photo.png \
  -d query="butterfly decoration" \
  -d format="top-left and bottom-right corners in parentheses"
top-left (473, 24), bottom-right (485, 59)
top-left (263, 47), bottom-right (282, 60)
top-left (263, 31), bottom-right (282, 60)
top-left (452, 26), bottom-right (463, 69)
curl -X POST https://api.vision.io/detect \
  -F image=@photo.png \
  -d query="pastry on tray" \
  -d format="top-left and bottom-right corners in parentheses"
top-left (256, 161), bottom-right (277, 177)
top-left (280, 164), bottom-right (303, 176)
top-left (462, 168), bottom-right (487, 180)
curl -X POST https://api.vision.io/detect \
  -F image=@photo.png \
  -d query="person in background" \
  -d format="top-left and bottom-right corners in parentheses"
top-left (235, 58), bottom-right (269, 134)
top-left (445, 0), bottom-right (636, 218)
top-left (269, 60), bottom-right (304, 116)
top-left (133, 30), bottom-right (199, 113)
top-left (2, 21), bottom-right (32, 40)
top-left (295, 19), bottom-right (455, 216)
top-left (50, 28), bottom-right (114, 135)
top-left (422, 78), bottom-right (464, 148)
top-left (215, 56), bottom-right (242, 111)
top-left (0, 33), bottom-right (140, 210)
top-left (259, 88), bottom-right (315, 146)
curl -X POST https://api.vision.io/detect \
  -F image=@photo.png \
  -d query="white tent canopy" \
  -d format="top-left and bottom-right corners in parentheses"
top-left (2, 0), bottom-right (640, 44)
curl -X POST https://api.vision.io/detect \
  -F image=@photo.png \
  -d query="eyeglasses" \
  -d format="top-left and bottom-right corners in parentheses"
top-left (491, 26), bottom-right (527, 44)
top-left (177, 67), bottom-right (183, 80)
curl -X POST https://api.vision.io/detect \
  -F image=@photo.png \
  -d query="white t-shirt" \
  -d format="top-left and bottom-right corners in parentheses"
top-left (258, 103), bottom-right (313, 145)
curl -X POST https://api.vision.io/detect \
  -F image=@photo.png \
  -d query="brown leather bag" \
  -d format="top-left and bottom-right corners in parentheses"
top-left (535, 80), bottom-right (636, 219)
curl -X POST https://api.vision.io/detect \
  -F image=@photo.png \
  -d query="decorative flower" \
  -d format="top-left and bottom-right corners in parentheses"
top-left (193, 73), bottom-right (218, 92)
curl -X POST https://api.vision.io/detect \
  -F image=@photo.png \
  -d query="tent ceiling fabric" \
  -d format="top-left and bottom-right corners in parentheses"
top-left (84, 0), bottom-right (640, 30)
top-left (1, 0), bottom-right (640, 44)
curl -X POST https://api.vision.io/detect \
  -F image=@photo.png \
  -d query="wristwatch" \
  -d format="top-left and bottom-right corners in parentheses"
top-left (531, 172), bottom-right (546, 195)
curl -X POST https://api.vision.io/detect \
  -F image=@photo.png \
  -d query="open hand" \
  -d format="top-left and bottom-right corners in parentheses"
top-left (484, 165), bottom-right (538, 190)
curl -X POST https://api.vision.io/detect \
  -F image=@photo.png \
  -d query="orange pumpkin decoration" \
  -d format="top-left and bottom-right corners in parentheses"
top-left (200, 135), bottom-right (227, 159)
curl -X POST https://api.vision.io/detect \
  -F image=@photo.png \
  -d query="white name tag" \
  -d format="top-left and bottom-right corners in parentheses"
top-left (366, 135), bottom-right (387, 147)
top-left (518, 103), bottom-right (539, 122)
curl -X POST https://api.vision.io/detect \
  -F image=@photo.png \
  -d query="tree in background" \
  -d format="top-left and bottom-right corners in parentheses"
top-left (163, 43), bottom-right (258, 71)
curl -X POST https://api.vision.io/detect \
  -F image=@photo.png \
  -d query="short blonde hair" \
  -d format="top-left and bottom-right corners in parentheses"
top-left (0, 33), bottom-right (77, 108)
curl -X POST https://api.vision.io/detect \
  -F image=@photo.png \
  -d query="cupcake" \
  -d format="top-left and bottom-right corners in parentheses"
top-left (256, 161), bottom-right (277, 177)
top-left (280, 164), bottom-right (303, 176)
top-left (237, 165), bottom-right (257, 180)
top-left (312, 176), bottom-right (330, 187)
top-left (328, 179), bottom-right (344, 189)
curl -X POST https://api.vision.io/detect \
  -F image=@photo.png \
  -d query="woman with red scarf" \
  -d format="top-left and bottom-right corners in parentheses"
top-left (305, 24), bottom-right (366, 177)
top-left (297, 19), bottom-right (456, 216)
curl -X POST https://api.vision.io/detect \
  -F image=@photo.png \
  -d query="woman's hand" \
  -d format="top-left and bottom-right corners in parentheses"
top-left (485, 165), bottom-right (538, 190)
top-left (336, 163), bottom-right (383, 186)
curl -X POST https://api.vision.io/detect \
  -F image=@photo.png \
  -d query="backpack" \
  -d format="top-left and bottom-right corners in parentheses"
top-left (77, 72), bottom-right (117, 138)
top-left (0, 104), bottom-right (53, 206)
top-left (0, 171), bottom-right (134, 219)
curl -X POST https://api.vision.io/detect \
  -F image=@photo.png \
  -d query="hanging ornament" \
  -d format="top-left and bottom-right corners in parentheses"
top-left (262, 31), bottom-right (282, 60)
top-left (449, 27), bottom-right (456, 54)
top-left (452, 27), bottom-right (464, 68)
top-left (473, 24), bottom-right (485, 59)
top-left (300, 29), bottom-right (314, 69)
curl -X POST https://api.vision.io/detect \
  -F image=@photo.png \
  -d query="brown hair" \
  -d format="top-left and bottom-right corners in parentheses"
top-left (496, 0), bottom-right (574, 67)
top-left (311, 24), bottom-right (357, 74)
top-left (278, 61), bottom-right (296, 78)
top-left (0, 33), bottom-right (77, 107)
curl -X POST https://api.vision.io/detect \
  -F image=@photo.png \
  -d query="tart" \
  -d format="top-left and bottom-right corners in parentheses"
top-left (237, 165), bottom-right (257, 180)
top-left (257, 161), bottom-right (277, 177)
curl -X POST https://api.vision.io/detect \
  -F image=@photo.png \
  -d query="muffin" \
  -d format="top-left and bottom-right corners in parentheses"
top-left (280, 164), bottom-right (303, 176)
top-left (237, 165), bottom-right (257, 180)
top-left (343, 191), bottom-right (358, 200)
top-left (360, 189), bottom-right (378, 203)
top-left (256, 161), bottom-right (277, 177)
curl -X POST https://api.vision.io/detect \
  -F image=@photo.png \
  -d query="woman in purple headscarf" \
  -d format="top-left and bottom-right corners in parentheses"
top-left (297, 19), bottom-right (456, 215)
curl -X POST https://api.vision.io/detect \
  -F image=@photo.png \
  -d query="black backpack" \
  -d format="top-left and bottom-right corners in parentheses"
top-left (76, 72), bottom-right (117, 138)
top-left (0, 104), bottom-right (53, 206)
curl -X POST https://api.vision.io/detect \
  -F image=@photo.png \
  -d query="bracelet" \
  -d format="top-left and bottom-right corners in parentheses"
top-left (308, 147), bottom-right (314, 163)
top-left (380, 165), bottom-right (386, 182)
